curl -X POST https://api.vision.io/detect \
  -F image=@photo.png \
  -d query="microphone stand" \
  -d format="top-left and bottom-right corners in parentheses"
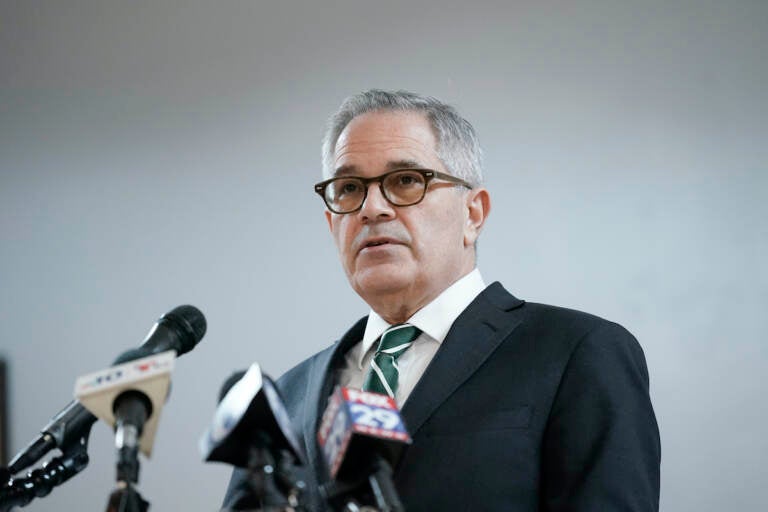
top-left (244, 434), bottom-right (290, 511)
top-left (225, 435), bottom-right (306, 512)
top-left (0, 431), bottom-right (91, 511)
top-left (320, 455), bottom-right (403, 512)
top-left (365, 455), bottom-right (402, 512)
top-left (273, 449), bottom-right (306, 510)
top-left (105, 482), bottom-right (148, 512)
top-left (104, 393), bottom-right (150, 512)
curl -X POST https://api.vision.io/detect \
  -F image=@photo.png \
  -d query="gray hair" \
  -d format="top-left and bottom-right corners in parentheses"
top-left (321, 89), bottom-right (483, 186)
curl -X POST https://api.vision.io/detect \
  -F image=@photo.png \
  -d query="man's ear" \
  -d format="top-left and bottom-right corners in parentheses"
top-left (325, 209), bottom-right (333, 232)
top-left (464, 187), bottom-right (491, 247)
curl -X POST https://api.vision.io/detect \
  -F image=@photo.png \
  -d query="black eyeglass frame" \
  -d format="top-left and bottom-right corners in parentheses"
top-left (314, 168), bottom-right (473, 214)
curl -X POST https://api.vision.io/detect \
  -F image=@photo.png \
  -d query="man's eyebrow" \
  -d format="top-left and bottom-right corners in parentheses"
top-left (333, 165), bottom-right (357, 177)
top-left (332, 160), bottom-right (425, 177)
top-left (385, 159), bottom-right (422, 170)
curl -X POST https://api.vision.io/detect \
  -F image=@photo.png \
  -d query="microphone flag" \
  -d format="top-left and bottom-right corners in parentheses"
top-left (74, 350), bottom-right (174, 457)
top-left (317, 386), bottom-right (411, 479)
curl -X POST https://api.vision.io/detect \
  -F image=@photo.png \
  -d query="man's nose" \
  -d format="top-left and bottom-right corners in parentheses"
top-left (358, 183), bottom-right (394, 222)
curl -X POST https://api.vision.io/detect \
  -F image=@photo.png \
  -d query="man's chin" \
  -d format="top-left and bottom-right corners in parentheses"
top-left (350, 266), bottom-right (413, 298)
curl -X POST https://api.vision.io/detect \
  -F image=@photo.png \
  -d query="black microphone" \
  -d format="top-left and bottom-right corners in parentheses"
top-left (201, 363), bottom-right (307, 510)
top-left (317, 387), bottom-right (411, 512)
top-left (6, 305), bottom-right (206, 476)
top-left (200, 363), bottom-right (305, 467)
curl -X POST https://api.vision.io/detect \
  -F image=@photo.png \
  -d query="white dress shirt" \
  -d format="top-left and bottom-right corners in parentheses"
top-left (338, 268), bottom-right (487, 406)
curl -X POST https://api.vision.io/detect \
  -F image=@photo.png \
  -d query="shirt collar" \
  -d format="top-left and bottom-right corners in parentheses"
top-left (356, 268), bottom-right (487, 369)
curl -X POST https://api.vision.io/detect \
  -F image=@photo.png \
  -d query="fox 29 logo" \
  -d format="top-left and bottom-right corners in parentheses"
top-left (348, 402), bottom-right (410, 442)
top-left (349, 403), bottom-right (402, 432)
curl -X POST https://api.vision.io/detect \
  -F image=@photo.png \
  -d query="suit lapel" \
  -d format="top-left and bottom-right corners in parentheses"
top-left (400, 282), bottom-right (525, 435)
top-left (302, 316), bottom-right (367, 482)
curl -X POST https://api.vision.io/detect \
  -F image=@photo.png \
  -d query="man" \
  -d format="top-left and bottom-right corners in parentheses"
top-left (224, 90), bottom-right (661, 510)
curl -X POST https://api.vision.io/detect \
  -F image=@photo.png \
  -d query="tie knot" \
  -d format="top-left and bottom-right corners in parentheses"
top-left (376, 324), bottom-right (421, 356)
top-left (362, 323), bottom-right (422, 398)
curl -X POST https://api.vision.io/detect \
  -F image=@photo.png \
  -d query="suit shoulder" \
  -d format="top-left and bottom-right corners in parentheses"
top-left (522, 300), bottom-right (612, 331)
top-left (517, 301), bottom-right (642, 356)
top-left (485, 282), bottom-right (619, 337)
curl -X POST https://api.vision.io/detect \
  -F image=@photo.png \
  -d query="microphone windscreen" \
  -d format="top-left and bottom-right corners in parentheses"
top-left (201, 363), bottom-right (306, 467)
top-left (161, 305), bottom-right (207, 354)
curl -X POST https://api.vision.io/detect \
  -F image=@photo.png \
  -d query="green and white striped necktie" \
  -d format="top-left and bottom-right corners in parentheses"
top-left (362, 323), bottom-right (421, 398)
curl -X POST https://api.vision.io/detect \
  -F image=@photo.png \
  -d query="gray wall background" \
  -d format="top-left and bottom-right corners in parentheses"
top-left (1, 1), bottom-right (765, 510)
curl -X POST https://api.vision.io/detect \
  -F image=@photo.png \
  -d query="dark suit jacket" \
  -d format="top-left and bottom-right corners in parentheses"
top-left (224, 282), bottom-right (660, 511)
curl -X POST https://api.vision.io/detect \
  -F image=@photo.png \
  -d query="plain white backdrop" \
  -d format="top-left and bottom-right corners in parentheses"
top-left (1, 1), bottom-right (766, 510)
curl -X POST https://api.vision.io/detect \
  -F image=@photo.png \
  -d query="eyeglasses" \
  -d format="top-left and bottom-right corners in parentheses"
top-left (314, 168), bottom-right (473, 214)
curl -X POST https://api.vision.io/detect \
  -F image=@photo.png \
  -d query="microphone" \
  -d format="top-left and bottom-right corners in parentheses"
top-left (74, 349), bottom-right (176, 492)
top-left (317, 387), bottom-right (411, 512)
top-left (200, 362), bottom-right (305, 467)
top-left (74, 350), bottom-right (175, 458)
top-left (6, 305), bottom-right (206, 476)
top-left (200, 363), bottom-right (307, 510)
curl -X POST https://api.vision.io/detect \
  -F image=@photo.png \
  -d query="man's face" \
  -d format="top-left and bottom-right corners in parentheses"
top-left (325, 111), bottom-right (486, 319)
